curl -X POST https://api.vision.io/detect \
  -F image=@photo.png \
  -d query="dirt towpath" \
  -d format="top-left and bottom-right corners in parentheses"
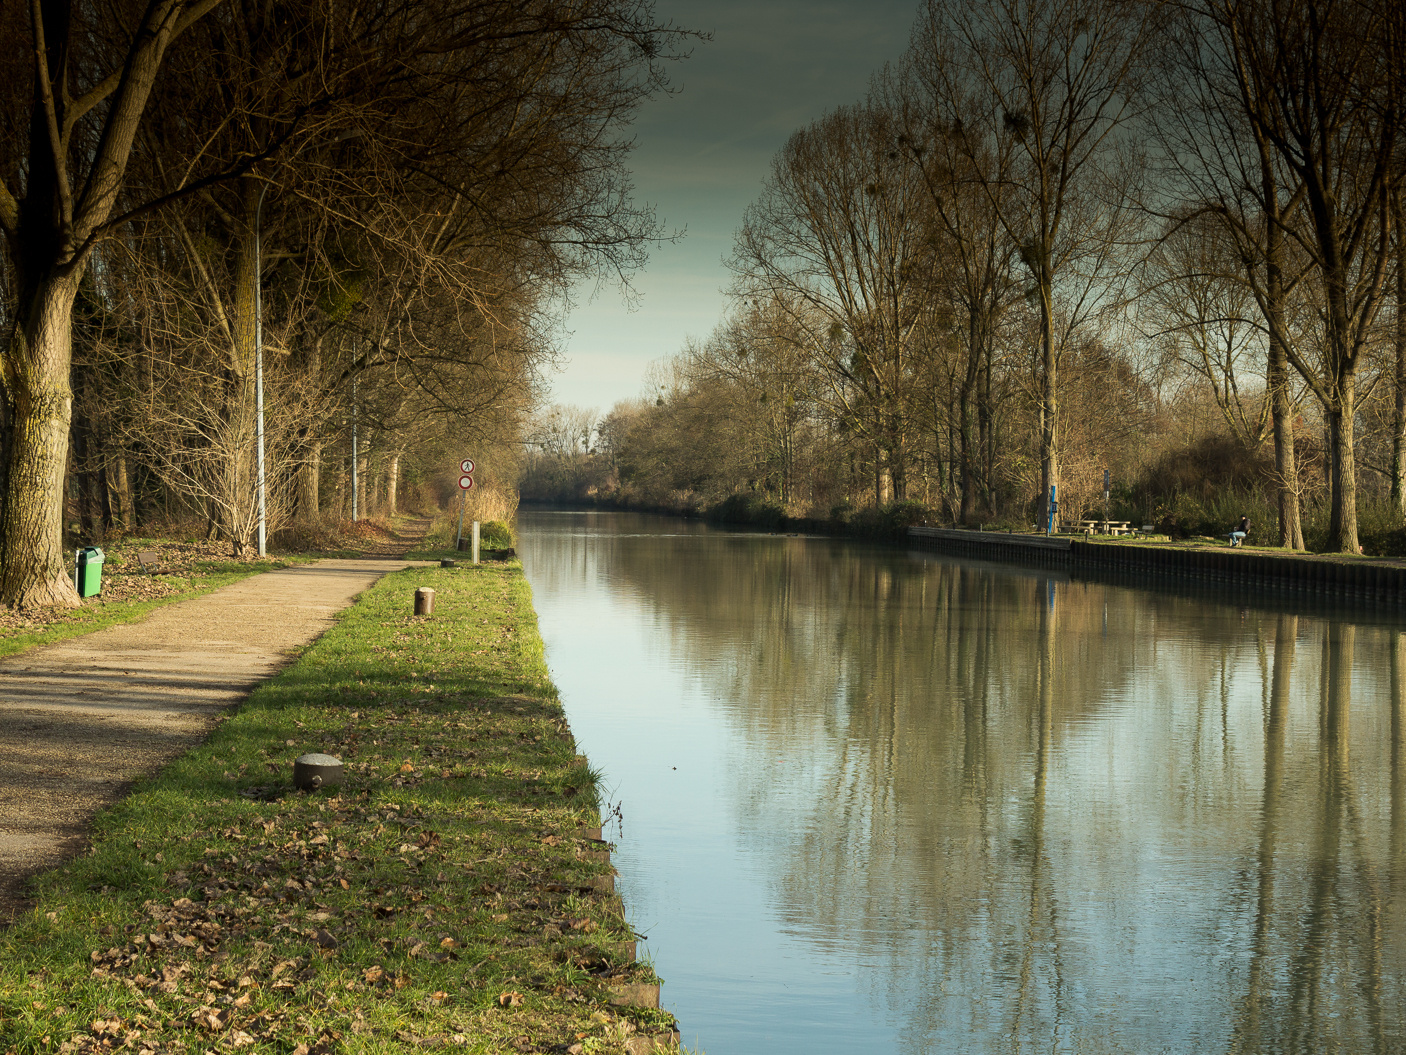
top-left (0, 556), bottom-right (430, 921)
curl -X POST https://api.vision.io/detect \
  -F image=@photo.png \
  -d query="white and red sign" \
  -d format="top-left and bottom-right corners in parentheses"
top-left (458, 475), bottom-right (474, 490)
top-left (460, 459), bottom-right (475, 474)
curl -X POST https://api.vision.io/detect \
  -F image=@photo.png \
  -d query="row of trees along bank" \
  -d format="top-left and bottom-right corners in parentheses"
top-left (523, 0), bottom-right (1406, 556)
top-left (0, 0), bottom-right (693, 607)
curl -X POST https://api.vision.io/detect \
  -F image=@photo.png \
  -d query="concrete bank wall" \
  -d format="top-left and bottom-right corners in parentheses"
top-left (907, 526), bottom-right (1406, 609)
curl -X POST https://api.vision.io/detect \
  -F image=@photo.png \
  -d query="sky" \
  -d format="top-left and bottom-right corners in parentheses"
top-left (544, 0), bottom-right (922, 415)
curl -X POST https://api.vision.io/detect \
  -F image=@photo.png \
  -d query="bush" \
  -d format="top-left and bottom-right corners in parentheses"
top-left (1153, 489), bottom-right (1279, 541)
top-left (841, 500), bottom-right (934, 540)
top-left (1333, 500), bottom-right (1405, 556)
top-left (1139, 434), bottom-right (1275, 500)
top-left (480, 519), bottom-right (515, 548)
top-left (707, 493), bottom-right (786, 530)
top-left (882, 499), bottom-right (932, 532)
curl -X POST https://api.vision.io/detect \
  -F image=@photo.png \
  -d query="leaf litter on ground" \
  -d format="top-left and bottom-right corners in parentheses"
top-left (0, 562), bottom-right (675, 1054)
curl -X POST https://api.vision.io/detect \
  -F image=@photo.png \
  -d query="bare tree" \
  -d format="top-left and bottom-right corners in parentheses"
top-left (1196, 0), bottom-right (1400, 551)
top-left (1141, 214), bottom-right (1277, 450)
top-left (730, 101), bottom-right (938, 506)
top-left (914, 0), bottom-right (1150, 525)
top-left (688, 298), bottom-right (819, 507)
top-left (891, 68), bottom-right (1021, 522)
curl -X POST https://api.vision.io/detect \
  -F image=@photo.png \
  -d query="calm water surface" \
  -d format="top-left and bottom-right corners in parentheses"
top-left (517, 509), bottom-right (1406, 1054)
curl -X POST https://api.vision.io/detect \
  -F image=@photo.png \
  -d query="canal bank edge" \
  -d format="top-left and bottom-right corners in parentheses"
top-left (909, 526), bottom-right (1406, 609)
top-left (0, 562), bottom-right (682, 1055)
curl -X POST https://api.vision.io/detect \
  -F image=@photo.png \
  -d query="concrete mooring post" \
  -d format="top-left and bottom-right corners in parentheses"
top-left (472, 521), bottom-right (480, 565)
top-left (414, 587), bottom-right (435, 616)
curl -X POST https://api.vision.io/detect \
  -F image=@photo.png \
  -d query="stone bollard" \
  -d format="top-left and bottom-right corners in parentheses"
top-left (414, 587), bottom-right (435, 616)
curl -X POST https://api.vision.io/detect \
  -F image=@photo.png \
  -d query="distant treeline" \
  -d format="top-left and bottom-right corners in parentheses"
top-left (525, 0), bottom-right (1406, 556)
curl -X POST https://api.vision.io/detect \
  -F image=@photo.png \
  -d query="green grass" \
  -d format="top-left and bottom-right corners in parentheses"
top-left (0, 562), bottom-right (676, 1054)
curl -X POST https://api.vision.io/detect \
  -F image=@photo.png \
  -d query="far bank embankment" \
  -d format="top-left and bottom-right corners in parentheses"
top-left (909, 526), bottom-right (1406, 612)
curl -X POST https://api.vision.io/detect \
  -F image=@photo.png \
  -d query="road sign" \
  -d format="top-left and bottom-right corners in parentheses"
top-left (458, 475), bottom-right (474, 490)
top-left (460, 459), bottom-right (475, 474)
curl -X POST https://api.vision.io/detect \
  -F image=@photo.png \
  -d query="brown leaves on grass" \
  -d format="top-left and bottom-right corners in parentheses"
top-left (60, 685), bottom-right (658, 1050)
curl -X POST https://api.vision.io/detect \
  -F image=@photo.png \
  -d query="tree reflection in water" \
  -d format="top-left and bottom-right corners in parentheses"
top-left (521, 511), bottom-right (1406, 1054)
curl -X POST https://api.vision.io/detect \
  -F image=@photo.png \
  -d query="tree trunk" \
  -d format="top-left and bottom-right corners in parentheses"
top-left (225, 190), bottom-right (260, 550)
top-left (1263, 160), bottom-right (1304, 549)
top-left (1, 279), bottom-right (82, 607)
top-left (386, 449), bottom-right (400, 515)
top-left (297, 441), bottom-right (321, 519)
top-left (356, 447), bottom-right (369, 517)
top-left (1327, 369), bottom-right (1359, 553)
top-left (113, 453), bottom-right (136, 529)
top-left (959, 316), bottom-right (982, 524)
top-left (1037, 274), bottom-right (1058, 528)
top-left (1393, 187), bottom-right (1406, 515)
top-left (981, 342), bottom-right (996, 516)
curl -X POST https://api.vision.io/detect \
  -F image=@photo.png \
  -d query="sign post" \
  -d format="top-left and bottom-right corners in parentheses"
top-left (455, 459), bottom-right (475, 550)
top-left (1103, 469), bottom-right (1110, 525)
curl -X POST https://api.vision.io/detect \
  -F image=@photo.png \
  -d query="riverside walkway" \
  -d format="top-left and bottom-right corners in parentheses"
top-left (0, 558), bottom-right (428, 919)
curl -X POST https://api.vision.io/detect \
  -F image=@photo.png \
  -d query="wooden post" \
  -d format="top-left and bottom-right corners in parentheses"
top-left (414, 587), bottom-right (435, 616)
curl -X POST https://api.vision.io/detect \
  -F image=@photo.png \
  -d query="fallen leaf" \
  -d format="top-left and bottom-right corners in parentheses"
top-left (497, 991), bottom-right (524, 1008)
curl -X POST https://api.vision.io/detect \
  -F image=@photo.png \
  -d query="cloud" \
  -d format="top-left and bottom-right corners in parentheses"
top-left (549, 0), bottom-right (919, 408)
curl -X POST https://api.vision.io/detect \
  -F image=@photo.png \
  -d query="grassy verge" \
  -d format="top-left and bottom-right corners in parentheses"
top-left (0, 562), bottom-right (678, 1055)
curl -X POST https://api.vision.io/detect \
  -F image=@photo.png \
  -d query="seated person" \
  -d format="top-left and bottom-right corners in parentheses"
top-left (1230, 515), bottom-right (1250, 547)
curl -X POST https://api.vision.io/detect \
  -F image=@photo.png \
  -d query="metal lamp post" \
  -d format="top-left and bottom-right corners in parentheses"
top-left (254, 181), bottom-right (269, 557)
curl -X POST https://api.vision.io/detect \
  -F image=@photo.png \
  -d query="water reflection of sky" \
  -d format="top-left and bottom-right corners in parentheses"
top-left (519, 509), bottom-right (1406, 1055)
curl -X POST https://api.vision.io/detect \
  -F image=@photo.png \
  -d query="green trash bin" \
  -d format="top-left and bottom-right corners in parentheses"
top-left (75, 546), bottom-right (104, 598)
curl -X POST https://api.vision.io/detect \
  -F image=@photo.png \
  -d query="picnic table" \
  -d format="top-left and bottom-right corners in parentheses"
top-left (1076, 520), bottom-right (1134, 536)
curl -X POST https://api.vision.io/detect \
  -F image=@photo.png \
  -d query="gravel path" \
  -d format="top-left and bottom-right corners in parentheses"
top-left (0, 555), bottom-right (431, 922)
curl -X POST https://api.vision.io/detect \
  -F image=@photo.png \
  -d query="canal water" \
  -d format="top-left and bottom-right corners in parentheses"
top-left (517, 509), bottom-right (1406, 1054)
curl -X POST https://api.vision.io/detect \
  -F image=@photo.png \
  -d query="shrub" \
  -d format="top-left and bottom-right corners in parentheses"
top-left (480, 519), bottom-right (516, 548)
top-left (882, 499), bottom-right (932, 532)
top-left (708, 493), bottom-right (786, 530)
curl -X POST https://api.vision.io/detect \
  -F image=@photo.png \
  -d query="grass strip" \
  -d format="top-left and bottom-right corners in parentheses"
top-left (0, 562), bottom-right (678, 1055)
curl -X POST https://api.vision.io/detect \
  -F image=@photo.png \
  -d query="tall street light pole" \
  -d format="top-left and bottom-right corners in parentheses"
top-left (254, 181), bottom-right (270, 557)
